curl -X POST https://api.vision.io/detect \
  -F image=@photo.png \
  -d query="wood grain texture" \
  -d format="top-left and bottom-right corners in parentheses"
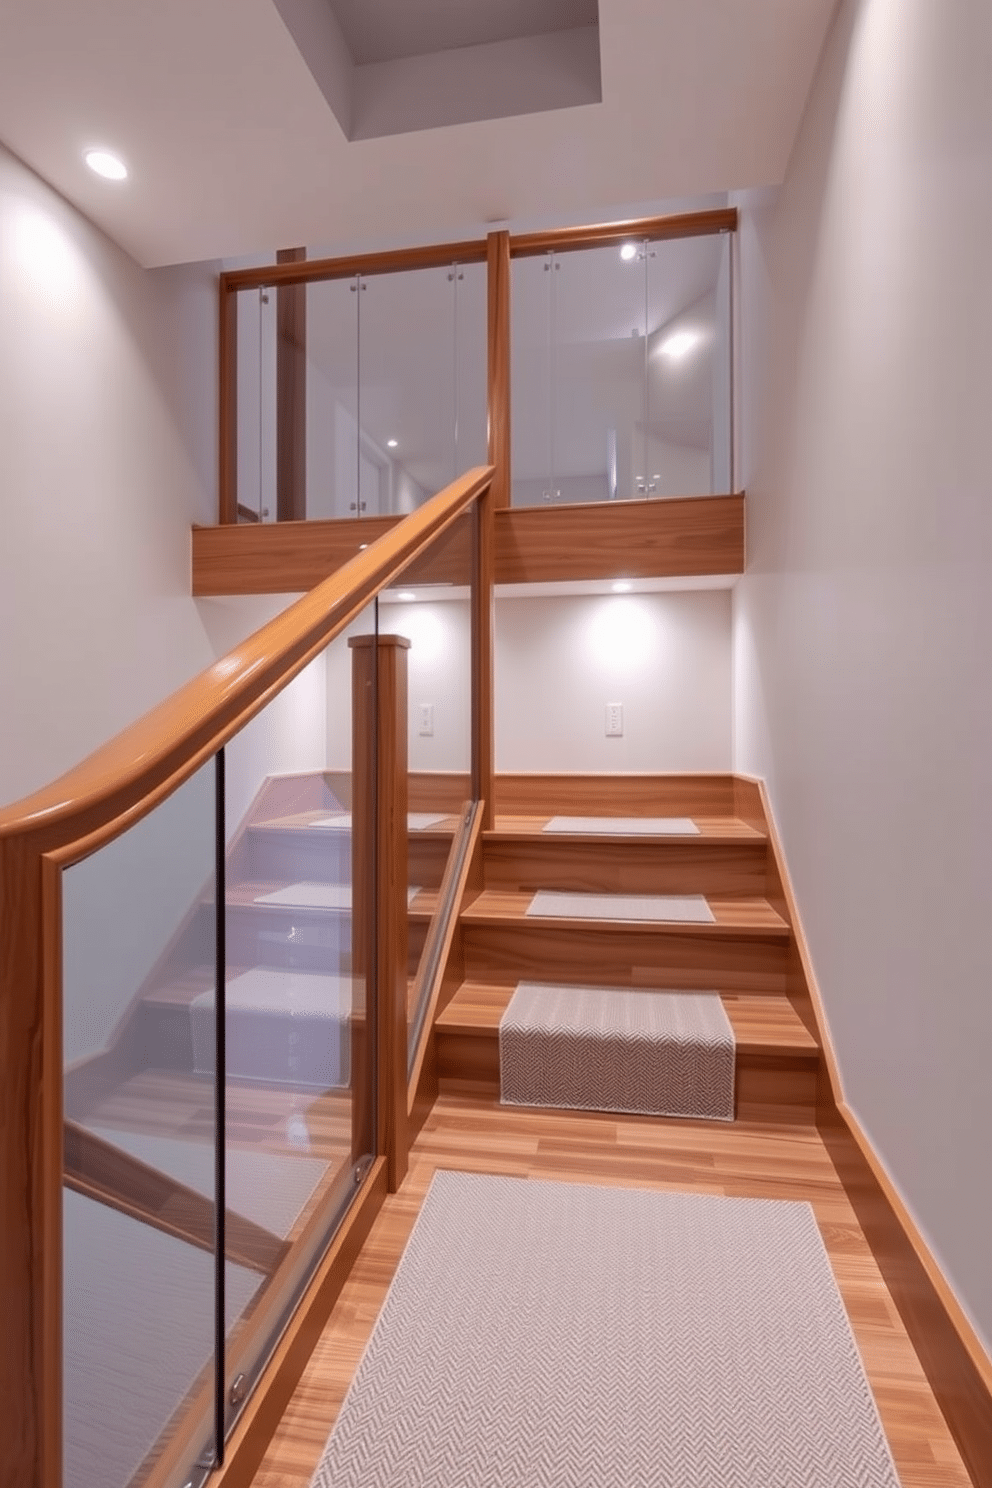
top-left (492, 773), bottom-right (740, 817)
top-left (207, 1160), bottom-right (387, 1488)
top-left (248, 1096), bottom-right (972, 1488)
top-left (276, 248), bottom-right (307, 525)
top-left (749, 777), bottom-right (992, 1486)
top-left (407, 803), bottom-right (483, 1119)
top-left (63, 1120), bottom-right (287, 1274)
top-left (222, 242), bottom-right (489, 293)
top-left (220, 282), bottom-right (238, 524)
top-left (351, 636), bottom-right (411, 1193)
top-left (481, 834), bottom-right (769, 897)
top-left (509, 207), bottom-right (738, 258)
top-left (194, 495), bottom-right (745, 594)
top-left (472, 490), bottom-right (495, 829)
top-left (495, 494), bottom-right (745, 583)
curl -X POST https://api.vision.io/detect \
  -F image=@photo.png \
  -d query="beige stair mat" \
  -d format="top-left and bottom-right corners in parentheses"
top-left (499, 983), bottom-right (734, 1119)
top-left (526, 890), bottom-right (715, 923)
top-left (309, 811), bottom-right (449, 831)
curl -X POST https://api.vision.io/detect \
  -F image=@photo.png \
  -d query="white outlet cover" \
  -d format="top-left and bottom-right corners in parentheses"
top-left (418, 703), bottom-right (434, 737)
top-left (606, 703), bottom-right (623, 737)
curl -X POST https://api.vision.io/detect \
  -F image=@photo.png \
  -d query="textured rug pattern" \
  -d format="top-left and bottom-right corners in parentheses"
top-left (527, 889), bottom-right (715, 923)
top-left (499, 984), bottom-right (735, 1119)
top-left (310, 1173), bottom-right (902, 1488)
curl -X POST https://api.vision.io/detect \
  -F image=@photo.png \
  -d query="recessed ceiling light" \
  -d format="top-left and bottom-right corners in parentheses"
top-left (619, 243), bottom-right (638, 262)
top-left (85, 149), bottom-right (128, 181)
top-left (386, 438), bottom-right (398, 449)
top-left (659, 330), bottom-right (700, 360)
top-left (397, 591), bottom-right (416, 602)
top-left (612, 580), bottom-right (633, 593)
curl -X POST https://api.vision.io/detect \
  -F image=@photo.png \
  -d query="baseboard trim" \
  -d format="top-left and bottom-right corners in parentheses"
top-left (752, 776), bottom-right (992, 1487)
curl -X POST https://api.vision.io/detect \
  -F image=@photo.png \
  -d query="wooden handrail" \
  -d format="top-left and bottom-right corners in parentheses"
top-left (0, 465), bottom-right (493, 850)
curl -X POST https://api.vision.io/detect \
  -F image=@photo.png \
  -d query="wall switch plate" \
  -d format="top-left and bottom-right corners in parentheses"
top-left (606, 702), bottom-right (623, 737)
top-left (418, 703), bottom-right (434, 737)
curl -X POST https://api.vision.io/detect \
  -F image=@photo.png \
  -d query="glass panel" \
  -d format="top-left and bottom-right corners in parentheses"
top-left (357, 263), bottom-right (488, 511)
top-left (220, 599), bottom-right (378, 1436)
top-left (383, 508), bottom-right (474, 1068)
top-left (641, 231), bottom-right (732, 497)
top-left (511, 234), bottom-right (734, 505)
top-left (305, 276), bottom-right (360, 518)
top-left (62, 760), bottom-right (218, 1488)
top-left (236, 286), bottom-right (277, 523)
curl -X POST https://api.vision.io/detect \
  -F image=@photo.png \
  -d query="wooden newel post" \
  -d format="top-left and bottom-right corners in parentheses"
top-left (349, 633), bottom-right (411, 1193)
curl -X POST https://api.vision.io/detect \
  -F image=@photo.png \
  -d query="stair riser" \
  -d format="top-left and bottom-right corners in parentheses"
top-left (225, 904), bottom-right (426, 977)
top-left (246, 830), bottom-right (449, 890)
top-left (462, 923), bottom-right (789, 994)
top-left (435, 1034), bottom-right (817, 1126)
top-left (482, 839), bottom-right (768, 898)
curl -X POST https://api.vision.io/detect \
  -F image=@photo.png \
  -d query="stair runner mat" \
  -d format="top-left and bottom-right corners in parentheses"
top-left (253, 882), bottom-right (421, 909)
top-left (191, 968), bottom-right (356, 1085)
top-left (309, 811), bottom-right (449, 831)
top-left (542, 814), bottom-right (700, 834)
top-left (309, 1172), bottom-right (902, 1488)
top-left (526, 889), bottom-right (715, 923)
top-left (499, 983), bottom-right (734, 1119)
top-left (65, 1190), bottom-right (261, 1488)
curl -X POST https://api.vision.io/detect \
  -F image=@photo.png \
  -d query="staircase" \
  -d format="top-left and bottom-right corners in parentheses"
top-left (435, 777), bottom-right (820, 1126)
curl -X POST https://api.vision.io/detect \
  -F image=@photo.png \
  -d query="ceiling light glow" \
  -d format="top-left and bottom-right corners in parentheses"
top-left (397, 591), bottom-right (416, 602)
top-left (619, 243), bottom-right (638, 262)
top-left (85, 150), bottom-right (128, 181)
top-left (659, 330), bottom-right (700, 360)
top-left (386, 438), bottom-right (398, 449)
top-left (612, 580), bottom-right (633, 593)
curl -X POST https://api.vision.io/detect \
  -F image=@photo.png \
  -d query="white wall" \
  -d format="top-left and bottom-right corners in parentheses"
top-left (498, 591), bottom-right (732, 773)
top-left (733, 0), bottom-right (992, 1352)
top-left (0, 141), bottom-right (293, 809)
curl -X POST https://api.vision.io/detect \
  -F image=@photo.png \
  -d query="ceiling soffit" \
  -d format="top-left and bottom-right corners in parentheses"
top-left (274, 0), bottom-right (602, 139)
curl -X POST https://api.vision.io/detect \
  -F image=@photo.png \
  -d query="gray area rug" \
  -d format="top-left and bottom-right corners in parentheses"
top-left (543, 814), bottom-right (700, 835)
top-left (499, 983), bottom-right (735, 1119)
top-left (310, 1173), bottom-right (901, 1488)
top-left (527, 890), bottom-right (715, 923)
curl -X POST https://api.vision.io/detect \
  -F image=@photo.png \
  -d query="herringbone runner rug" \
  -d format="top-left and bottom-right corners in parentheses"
top-left (499, 983), bottom-right (735, 1119)
top-left (309, 1173), bottom-right (902, 1488)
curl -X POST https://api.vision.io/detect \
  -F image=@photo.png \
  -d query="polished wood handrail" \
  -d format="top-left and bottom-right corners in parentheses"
top-left (509, 207), bottom-right (738, 258)
top-left (0, 465), bottom-right (493, 849)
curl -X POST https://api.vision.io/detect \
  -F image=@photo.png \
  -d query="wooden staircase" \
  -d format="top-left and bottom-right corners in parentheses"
top-left (434, 776), bottom-right (821, 1125)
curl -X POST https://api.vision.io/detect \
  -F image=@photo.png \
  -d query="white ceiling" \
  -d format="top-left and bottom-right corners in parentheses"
top-left (329, 0), bottom-right (599, 66)
top-left (0, 0), bottom-right (837, 269)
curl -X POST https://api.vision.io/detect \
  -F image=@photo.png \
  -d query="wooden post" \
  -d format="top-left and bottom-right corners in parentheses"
top-left (276, 248), bottom-right (307, 523)
top-left (471, 490), bottom-right (495, 831)
top-left (350, 634), bottom-right (411, 1192)
top-left (486, 230), bottom-right (511, 511)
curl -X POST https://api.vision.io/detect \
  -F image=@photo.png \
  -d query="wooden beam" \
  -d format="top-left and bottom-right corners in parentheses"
top-left (351, 635), bottom-right (411, 1193)
top-left (509, 207), bottom-right (738, 258)
top-left (192, 494), bottom-right (745, 596)
top-left (276, 248), bottom-right (307, 524)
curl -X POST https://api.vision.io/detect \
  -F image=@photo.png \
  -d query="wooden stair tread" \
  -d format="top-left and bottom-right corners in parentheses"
top-left (250, 810), bottom-right (459, 838)
top-left (489, 814), bottom-right (765, 842)
top-left (461, 889), bottom-right (789, 936)
top-left (225, 882), bottom-right (438, 917)
top-left (437, 983), bottom-right (817, 1057)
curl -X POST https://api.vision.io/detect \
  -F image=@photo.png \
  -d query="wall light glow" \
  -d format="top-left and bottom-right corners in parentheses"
top-left (85, 150), bottom-right (128, 181)
top-left (397, 591), bottom-right (416, 602)
top-left (619, 242), bottom-right (638, 262)
top-left (611, 580), bottom-right (633, 593)
top-left (586, 596), bottom-right (656, 673)
top-left (659, 330), bottom-right (701, 360)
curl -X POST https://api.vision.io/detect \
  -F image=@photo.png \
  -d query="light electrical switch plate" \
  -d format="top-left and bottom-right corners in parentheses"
top-left (606, 702), bottom-right (623, 737)
top-left (418, 703), bottom-right (434, 737)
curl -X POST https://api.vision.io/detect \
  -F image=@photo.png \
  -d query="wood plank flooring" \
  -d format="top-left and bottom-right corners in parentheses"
top-left (248, 1095), bottom-right (972, 1488)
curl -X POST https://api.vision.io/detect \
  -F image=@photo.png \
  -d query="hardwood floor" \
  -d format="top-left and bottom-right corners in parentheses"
top-left (248, 1094), bottom-right (972, 1488)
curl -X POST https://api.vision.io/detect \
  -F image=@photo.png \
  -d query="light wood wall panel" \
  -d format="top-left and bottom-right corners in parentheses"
top-left (192, 497), bottom-right (746, 595)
